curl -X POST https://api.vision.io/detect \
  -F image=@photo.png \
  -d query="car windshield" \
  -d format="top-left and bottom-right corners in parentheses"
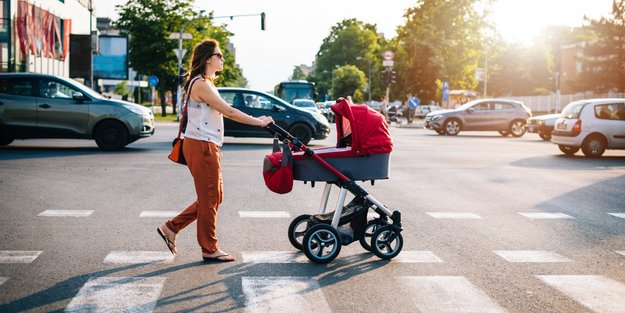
top-left (561, 102), bottom-right (586, 119)
top-left (456, 99), bottom-right (484, 111)
top-left (59, 77), bottom-right (103, 99)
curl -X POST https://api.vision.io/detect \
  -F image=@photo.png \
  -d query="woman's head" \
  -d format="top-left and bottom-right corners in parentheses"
top-left (184, 39), bottom-right (225, 90)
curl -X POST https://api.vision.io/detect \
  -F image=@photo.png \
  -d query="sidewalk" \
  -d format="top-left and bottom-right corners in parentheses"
top-left (388, 117), bottom-right (425, 129)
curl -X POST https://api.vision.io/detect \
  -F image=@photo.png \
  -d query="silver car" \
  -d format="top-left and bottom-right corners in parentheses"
top-left (0, 73), bottom-right (154, 150)
top-left (424, 99), bottom-right (531, 136)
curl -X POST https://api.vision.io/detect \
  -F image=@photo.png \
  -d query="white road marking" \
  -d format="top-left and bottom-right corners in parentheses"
top-left (0, 251), bottom-right (42, 263)
top-left (538, 275), bottom-right (625, 313)
top-left (616, 251), bottom-right (625, 257)
top-left (518, 212), bottom-right (574, 219)
top-left (397, 276), bottom-right (507, 313)
top-left (494, 250), bottom-right (572, 263)
top-left (139, 211), bottom-right (178, 218)
top-left (65, 276), bottom-right (166, 313)
top-left (608, 213), bottom-right (625, 219)
top-left (0, 277), bottom-right (8, 286)
top-left (38, 210), bottom-right (94, 217)
top-left (241, 251), bottom-right (308, 263)
top-left (239, 211), bottom-right (291, 218)
top-left (242, 276), bottom-right (332, 313)
top-left (394, 251), bottom-right (444, 263)
top-left (103, 251), bottom-right (174, 264)
top-left (427, 212), bottom-right (482, 219)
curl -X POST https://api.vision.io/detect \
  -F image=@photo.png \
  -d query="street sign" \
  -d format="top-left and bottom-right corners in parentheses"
top-left (148, 75), bottom-right (159, 87)
top-left (382, 50), bottom-right (395, 61)
top-left (382, 60), bottom-right (394, 67)
top-left (173, 49), bottom-right (187, 60)
top-left (475, 68), bottom-right (485, 82)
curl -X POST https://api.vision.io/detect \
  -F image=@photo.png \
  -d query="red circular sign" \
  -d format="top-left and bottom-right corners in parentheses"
top-left (382, 50), bottom-right (395, 60)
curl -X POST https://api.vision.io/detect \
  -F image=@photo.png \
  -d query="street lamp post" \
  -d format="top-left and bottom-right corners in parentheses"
top-left (174, 13), bottom-right (266, 121)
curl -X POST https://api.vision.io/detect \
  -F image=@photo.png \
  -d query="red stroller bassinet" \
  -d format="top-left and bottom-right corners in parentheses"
top-left (263, 98), bottom-right (403, 264)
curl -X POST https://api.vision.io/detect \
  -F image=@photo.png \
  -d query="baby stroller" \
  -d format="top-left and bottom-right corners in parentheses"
top-left (264, 98), bottom-right (403, 264)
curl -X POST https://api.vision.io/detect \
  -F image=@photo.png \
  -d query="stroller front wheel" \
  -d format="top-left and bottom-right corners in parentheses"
top-left (303, 224), bottom-right (342, 264)
top-left (359, 219), bottom-right (388, 252)
top-left (371, 225), bottom-right (403, 260)
top-left (288, 214), bottom-right (313, 251)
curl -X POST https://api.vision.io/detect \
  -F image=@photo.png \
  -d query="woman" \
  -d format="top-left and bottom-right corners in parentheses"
top-left (157, 39), bottom-right (274, 262)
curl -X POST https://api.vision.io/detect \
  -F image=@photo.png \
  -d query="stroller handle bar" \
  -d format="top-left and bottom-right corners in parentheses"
top-left (264, 123), bottom-right (306, 151)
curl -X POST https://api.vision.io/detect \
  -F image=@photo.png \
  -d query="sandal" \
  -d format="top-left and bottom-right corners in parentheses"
top-left (156, 227), bottom-right (177, 255)
top-left (202, 251), bottom-right (235, 262)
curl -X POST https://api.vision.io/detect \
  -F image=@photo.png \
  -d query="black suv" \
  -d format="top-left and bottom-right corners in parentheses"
top-left (217, 87), bottom-right (330, 144)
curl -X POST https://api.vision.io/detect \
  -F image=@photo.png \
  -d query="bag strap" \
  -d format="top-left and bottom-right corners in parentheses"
top-left (281, 140), bottom-right (292, 167)
top-left (272, 136), bottom-right (280, 153)
top-left (176, 76), bottom-right (202, 139)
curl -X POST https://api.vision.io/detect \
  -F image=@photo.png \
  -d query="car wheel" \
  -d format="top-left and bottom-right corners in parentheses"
top-left (581, 135), bottom-right (606, 158)
top-left (94, 120), bottom-right (129, 150)
top-left (509, 120), bottom-right (526, 137)
top-left (498, 130), bottom-right (510, 137)
top-left (443, 119), bottom-right (461, 136)
top-left (436, 129), bottom-right (446, 136)
top-left (558, 144), bottom-right (580, 156)
top-left (289, 123), bottom-right (312, 145)
top-left (0, 129), bottom-right (13, 146)
top-left (539, 131), bottom-right (551, 141)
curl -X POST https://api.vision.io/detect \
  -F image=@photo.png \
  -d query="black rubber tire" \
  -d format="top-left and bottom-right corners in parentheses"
top-left (371, 225), bottom-right (403, 260)
top-left (359, 219), bottom-right (387, 252)
top-left (443, 119), bottom-right (461, 136)
top-left (558, 144), bottom-right (580, 156)
top-left (539, 131), bottom-right (551, 141)
top-left (94, 120), bottom-right (129, 150)
top-left (289, 123), bottom-right (312, 145)
top-left (436, 129), bottom-right (446, 136)
top-left (498, 130), bottom-right (510, 137)
top-left (581, 135), bottom-right (606, 158)
top-left (288, 214), bottom-right (312, 251)
top-left (0, 129), bottom-right (13, 146)
top-left (509, 120), bottom-right (527, 137)
top-left (303, 224), bottom-right (342, 264)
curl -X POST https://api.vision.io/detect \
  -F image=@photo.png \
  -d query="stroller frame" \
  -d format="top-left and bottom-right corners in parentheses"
top-left (266, 123), bottom-right (403, 264)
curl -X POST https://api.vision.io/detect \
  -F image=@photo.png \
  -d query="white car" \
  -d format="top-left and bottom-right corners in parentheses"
top-left (551, 98), bottom-right (625, 157)
top-left (292, 99), bottom-right (320, 113)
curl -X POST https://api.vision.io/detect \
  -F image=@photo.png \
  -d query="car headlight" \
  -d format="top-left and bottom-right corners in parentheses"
top-left (313, 112), bottom-right (329, 125)
top-left (123, 104), bottom-right (146, 116)
top-left (431, 115), bottom-right (442, 121)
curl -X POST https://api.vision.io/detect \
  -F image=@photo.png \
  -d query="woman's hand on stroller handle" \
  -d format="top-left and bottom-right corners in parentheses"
top-left (258, 115), bottom-right (274, 127)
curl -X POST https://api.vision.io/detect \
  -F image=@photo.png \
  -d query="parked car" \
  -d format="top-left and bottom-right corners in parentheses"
top-left (316, 100), bottom-right (335, 123)
top-left (424, 98), bottom-right (531, 136)
top-left (292, 98), bottom-right (320, 113)
top-left (526, 113), bottom-right (560, 141)
top-left (0, 73), bottom-right (154, 150)
top-left (551, 98), bottom-right (625, 157)
top-left (414, 104), bottom-right (443, 118)
top-left (217, 87), bottom-right (330, 144)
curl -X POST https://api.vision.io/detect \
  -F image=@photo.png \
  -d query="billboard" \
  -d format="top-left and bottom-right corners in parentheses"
top-left (93, 35), bottom-right (128, 80)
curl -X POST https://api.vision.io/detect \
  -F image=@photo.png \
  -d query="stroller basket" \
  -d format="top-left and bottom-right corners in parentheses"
top-left (293, 149), bottom-right (390, 182)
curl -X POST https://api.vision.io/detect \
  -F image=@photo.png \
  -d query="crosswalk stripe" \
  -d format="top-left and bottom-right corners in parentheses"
top-left (38, 210), bottom-right (94, 217)
top-left (242, 276), bottom-right (332, 313)
top-left (427, 212), bottom-right (482, 219)
top-left (0, 277), bottom-right (8, 286)
top-left (397, 276), bottom-right (507, 313)
top-left (616, 251), bottom-right (625, 257)
top-left (139, 211), bottom-right (178, 218)
top-left (241, 251), bottom-right (308, 263)
top-left (518, 212), bottom-right (574, 219)
top-left (494, 250), bottom-right (572, 263)
top-left (394, 251), bottom-right (443, 263)
top-left (608, 213), bottom-right (625, 219)
top-left (537, 275), bottom-right (625, 313)
top-left (0, 251), bottom-right (42, 263)
top-left (65, 276), bottom-right (166, 313)
top-left (103, 251), bottom-right (174, 264)
top-left (239, 211), bottom-right (291, 218)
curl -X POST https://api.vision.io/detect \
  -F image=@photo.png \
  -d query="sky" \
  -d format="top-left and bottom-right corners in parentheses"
top-left (94, 0), bottom-right (614, 92)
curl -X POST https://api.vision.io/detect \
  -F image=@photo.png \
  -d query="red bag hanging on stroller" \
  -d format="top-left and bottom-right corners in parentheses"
top-left (262, 137), bottom-right (293, 194)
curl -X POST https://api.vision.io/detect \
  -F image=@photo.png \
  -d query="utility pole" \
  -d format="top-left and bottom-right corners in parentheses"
top-left (88, 0), bottom-right (94, 89)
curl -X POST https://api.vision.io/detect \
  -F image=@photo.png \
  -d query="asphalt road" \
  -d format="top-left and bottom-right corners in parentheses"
top-left (0, 121), bottom-right (624, 313)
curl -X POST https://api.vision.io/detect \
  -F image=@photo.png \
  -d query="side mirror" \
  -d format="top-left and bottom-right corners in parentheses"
top-left (72, 92), bottom-right (85, 101)
top-left (466, 107), bottom-right (474, 113)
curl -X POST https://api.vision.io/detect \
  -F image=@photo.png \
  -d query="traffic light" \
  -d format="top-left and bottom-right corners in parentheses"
top-left (390, 69), bottom-right (396, 84)
top-left (381, 68), bottom-right (395, 87)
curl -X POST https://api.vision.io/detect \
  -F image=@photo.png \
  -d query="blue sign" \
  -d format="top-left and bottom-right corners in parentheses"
top-left (408, 97), bottom-right (420, 109)
top-left (442, 81), bottom-right (449, 101)
top-left (148, 75), bottom-right (159, 87)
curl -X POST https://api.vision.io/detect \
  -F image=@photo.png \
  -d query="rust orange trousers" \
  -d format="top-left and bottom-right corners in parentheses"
top-left (166, 137), bottom-right (223, 254)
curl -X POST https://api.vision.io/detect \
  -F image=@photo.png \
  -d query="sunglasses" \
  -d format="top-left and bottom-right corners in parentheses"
top-left (210, 52), bottom-right (224, 59)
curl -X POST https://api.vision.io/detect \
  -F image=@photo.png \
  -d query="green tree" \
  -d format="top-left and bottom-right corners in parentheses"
top-left (331, 65), bottom-right (367, 102)
top-left (312, 19), bottom-right (383, 101)
top-left (290, 67), bottom-right (307, 80)
top-left (113, 81), bottom-right (131, 100)
top-left (395, 0), bottom-right (485, 102)
top-left (115, 1), bottom-right (244, 116)
top-left (579, 0), bottom-right (625, 92)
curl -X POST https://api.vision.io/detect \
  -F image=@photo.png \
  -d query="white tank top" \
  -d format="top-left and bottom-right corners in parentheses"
top-left (182, 78), bottom-right (225, 146)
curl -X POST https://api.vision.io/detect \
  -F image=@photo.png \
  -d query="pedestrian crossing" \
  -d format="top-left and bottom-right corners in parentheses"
top-left (1, 209), bottom-right (623, 312)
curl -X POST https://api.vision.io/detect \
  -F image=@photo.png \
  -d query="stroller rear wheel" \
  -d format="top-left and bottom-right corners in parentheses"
top-left (288, 214), bottom-right (313, 251)
top-left (371, 225), bottom-right (403, 260)
top-left (359, 219), bottom-right (387, 252)
top-left (303, 224), bottom-right (342, 264)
